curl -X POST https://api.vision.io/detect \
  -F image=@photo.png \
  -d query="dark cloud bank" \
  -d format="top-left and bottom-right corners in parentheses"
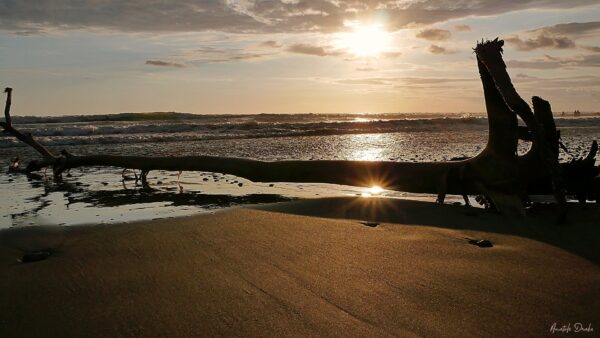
top-left (0, 0), bottom-right (597, 34)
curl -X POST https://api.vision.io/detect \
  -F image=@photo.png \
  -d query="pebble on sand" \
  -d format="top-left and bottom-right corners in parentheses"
top-left (468, 239), bottom-right (493, 248)
top-left (20, 249), bottom-right (54, 263)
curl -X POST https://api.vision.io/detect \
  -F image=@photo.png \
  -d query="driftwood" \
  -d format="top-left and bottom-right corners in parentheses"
top-left (2, 39), bottom-right (599, 220)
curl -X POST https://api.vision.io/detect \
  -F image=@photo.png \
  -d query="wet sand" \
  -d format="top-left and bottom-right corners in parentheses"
top-left (1, 198), bottom-right (599, 337)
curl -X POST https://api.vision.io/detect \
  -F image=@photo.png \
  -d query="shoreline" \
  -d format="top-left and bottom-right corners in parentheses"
top-left (2, 197), bottom-right (599, 337)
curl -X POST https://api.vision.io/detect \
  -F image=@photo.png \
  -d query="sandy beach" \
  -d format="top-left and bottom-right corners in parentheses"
top-left (3, 1), bottom-right (600, 337)
top-left (1, 197), bottom-right (599, 337)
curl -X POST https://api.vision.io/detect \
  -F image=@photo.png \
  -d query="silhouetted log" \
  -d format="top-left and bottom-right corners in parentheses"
top-left (3, 40), bottom-right (598, 219)
top-left (55, 150), bottom-right (469, 193)
top-left (563, 141), bottom-right (599, 203)
top-left (0, 93), bottom-right (474, 194)
top-left (474, 39), bottom-right (567, 220)
top-left (518, 96), bottom-right (559, 189)
top-left (518, 96), bottom-right (599, 199)
top-left (3, 88), bottom-right (12, 125)
top-left (532, 96), bottom-right (559, 156)
top-left (457, 48), bottom-right (532, 213)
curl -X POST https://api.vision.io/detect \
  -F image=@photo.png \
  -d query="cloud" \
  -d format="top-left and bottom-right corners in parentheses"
top-left (0, 1), bottom-right (597, 34)
top-left (337, 78), bottom-right (392, 86)
top-left (284, 43), bottom-right (396, 59)
top-left (506, 21), bottom-right (600, 52)
top-left (382, 1), bottom-right (598, 31)
top-left (336, 76), bottom-right (476, 87)
top-left (428, 44), bottom-right (455, 55)
top-left (454, 24), bottom-right (472, 32)
top-left (583, 46), bottom-right (600, 53)
top-left (145, 60), bottom-right (186, 68)
top-left (416, 28), bottom-right (451, 41)
top-left (184, 46), bottom-right (275, 63)
top-left (381, 51), bottom-right (402, 59)
top-left (400, 77), bottom-right (475, 85)
top-left (260, 40), bottom-right (281, 48)
top-left (286, 43), bottom-right (342, 57)
top-left (506, 34), bottom-right (576, 51)
top-left (511, 74), bottom-right (600, 97)
top-left (506, 59), bottom-right (558, 69)
top-left (507, 54), bottom-right (600, 69)
top-left (529, 21), bottom-right (600, 37)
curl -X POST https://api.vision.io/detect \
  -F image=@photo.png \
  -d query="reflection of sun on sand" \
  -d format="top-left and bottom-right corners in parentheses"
top-left (1, 198), bottom-right (599, 337)
top-left (361, 185), bottom-right (384, 197)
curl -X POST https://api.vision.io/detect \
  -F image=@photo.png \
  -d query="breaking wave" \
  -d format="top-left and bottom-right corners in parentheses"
top-left (1, 112), bottom-right (599, 148)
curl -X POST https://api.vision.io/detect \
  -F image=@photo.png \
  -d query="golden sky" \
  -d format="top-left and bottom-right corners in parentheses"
top-left (1, 1), bottom-right (599, 115)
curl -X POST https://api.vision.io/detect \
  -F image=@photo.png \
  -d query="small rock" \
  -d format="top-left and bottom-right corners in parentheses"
top-left (360, 221), bottom-right (379, 228)
top-left (203, 178), bottom-right (209, 181)
top-left (269, 184), bottom-right (274, 187)
top-left (468, 239), bottom-right (493, 248)
top-left (238, 183), bottom-right (243, 187)
top-left (21, 249), bottom-right (54, 263)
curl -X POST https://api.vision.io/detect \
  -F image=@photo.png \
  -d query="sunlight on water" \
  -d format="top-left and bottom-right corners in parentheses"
top-left (347, 134), bottom-right (387, 161)
top-left (352, 148), bottom-right (384, 161)
top-left (1, 120), bottom-right (597, 228)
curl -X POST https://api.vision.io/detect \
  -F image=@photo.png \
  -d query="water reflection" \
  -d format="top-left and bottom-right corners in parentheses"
top-left (0, 172), bottom-right (293, 228)
top-left (345, 134), bottom-right (388, 161)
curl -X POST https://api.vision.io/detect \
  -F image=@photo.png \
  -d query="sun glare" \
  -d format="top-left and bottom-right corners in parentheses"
top-left (369, 185), bottom-right (384, 194)
top-left (337, 23), bottom-right (391, 57)
top-left (361, 186), bottom-right (384, 197)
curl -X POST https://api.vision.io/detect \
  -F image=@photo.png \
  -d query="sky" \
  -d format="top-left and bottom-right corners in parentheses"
top-left (0, 0), bottom-right (599, 115)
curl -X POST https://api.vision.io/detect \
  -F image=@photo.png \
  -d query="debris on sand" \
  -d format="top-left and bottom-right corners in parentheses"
top-left (467, 238), bottom-right (493, 248)
top-left (20, 249), bottom-right (55, 263)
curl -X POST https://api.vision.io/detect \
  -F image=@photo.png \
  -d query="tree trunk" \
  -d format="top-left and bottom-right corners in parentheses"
top-left (3, 40), bottom-right (598, 220)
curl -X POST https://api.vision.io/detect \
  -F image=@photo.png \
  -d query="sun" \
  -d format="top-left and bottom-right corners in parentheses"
top-left (362, 185), bottom-right (384, 197)
top-left (336, 23), bottom-right (391, 57)
top-left (368, 185), bottom-right (384, 194)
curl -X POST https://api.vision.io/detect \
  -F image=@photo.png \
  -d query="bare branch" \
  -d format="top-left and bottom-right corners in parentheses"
top-left (1, 88), bottom-right (56, 161)
top-left (4, 87), bottom-right (12, 126)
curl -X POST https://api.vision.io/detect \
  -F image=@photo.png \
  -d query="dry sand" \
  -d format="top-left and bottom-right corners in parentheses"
top-left (1, 197), bottom-right (599, 337)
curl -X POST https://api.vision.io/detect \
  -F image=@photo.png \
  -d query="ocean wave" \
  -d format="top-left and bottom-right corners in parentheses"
top-left (10, 112), bottom-right (474, 124)
top-left (1, 115), bottom-right (599, 148)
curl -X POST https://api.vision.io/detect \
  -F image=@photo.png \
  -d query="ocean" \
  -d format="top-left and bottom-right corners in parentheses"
top-left (1, 112), bottom-right (599, 228)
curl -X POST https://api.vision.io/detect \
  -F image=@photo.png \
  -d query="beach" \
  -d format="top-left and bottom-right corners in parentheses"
top-left (3, 2), bottom-right (600, 337)
top-left (2, 197), bottom-right (599, 337)
top-left (3, 113), bottom-right (599, 229)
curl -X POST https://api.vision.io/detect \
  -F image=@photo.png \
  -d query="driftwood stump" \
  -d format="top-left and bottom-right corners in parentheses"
top-left (2, 39), bottom-right (599, 221)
